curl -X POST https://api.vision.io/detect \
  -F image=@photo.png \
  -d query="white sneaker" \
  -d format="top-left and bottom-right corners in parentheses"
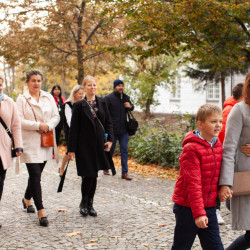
top-left (216, 209), bottom-right (225, 225)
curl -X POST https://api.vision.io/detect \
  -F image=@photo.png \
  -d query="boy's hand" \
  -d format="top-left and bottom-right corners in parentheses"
top-left (195, 216), bottom-right (208, 228)
top-left (241, 144), bottom-right (250, 156)
top-left (219, 185), bottom-right (233, 201)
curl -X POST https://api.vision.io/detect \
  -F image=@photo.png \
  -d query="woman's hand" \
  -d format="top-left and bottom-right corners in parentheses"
top-left (39, 122), bottom-right (49, 133)
top-left (241, 144), bottom-right (250, 156)
top-left (16, 151), bottom-right (23, 157)
top-left (68, 152), bottom-right (75, 160)
top-left (104, 141), bottom-right (112, 152)
top-left (219, 185), bottom-right (233, 201)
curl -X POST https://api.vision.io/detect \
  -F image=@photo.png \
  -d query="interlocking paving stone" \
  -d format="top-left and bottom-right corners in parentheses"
top-left (0, 159), bottom-right (243, 249)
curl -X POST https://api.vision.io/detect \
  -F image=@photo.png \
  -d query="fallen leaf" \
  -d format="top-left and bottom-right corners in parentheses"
top-left (57, 209), bottom-right (68, 212)
top-left (111, 236), bottom-right (120, 238)
top-left (89, 239), bottom-right (98, 242)
top-left (144, 244), bottom-right (149, 247)
top-left (86, 244), bottom-right (96, 246)
top-left (67, 231), bottom-right (82, 237)
top-left (158, 224), bottom-right (166, 227)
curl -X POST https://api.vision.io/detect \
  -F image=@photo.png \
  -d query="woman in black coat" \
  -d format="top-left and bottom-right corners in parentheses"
top-left (68, 75), bottom-right (115, 217)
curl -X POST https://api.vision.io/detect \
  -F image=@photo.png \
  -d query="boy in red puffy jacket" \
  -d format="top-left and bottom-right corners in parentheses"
top-left (172, 104), bottom-right (224, 250)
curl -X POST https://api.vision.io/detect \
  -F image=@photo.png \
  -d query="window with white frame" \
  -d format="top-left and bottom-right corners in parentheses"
top-left (171, 77), bottom-right (181, 100)
top-left (207, 82), bottom-right (220, 100)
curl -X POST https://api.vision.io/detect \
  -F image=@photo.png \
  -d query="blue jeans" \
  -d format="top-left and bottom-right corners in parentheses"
top-left (172, 204), bottom-right (223, 250)
top-left (110, 133), bottom-right (129, 175)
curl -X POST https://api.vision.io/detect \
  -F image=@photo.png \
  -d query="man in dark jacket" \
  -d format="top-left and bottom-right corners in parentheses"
top-left (105, 79), bottom-right (134, 180)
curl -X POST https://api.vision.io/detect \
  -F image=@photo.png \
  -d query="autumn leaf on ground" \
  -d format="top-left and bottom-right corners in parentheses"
top-left (89, 239), bottom-right (98, 242)
top-left (111, 236), bottom-right (120, 238)
top-left (57, 209), bottom-right (68, 212)
top-left (157, 224), bottom-right (166, 227)
top-left (86, 244), bottom-right (96, 246)
top-left (67, 231), bottom-right (82, 237)
top-left (144, 244), bottom-right (149, 247)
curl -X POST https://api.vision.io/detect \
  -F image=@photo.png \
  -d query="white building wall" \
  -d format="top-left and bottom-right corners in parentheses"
top-left (152, 73), bottom-right (246, 115)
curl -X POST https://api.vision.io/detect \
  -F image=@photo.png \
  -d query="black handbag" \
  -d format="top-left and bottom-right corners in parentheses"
top-left (126, 111), bottom-right (138, 136)
top-left (0, 116), bottom-right (17, 158)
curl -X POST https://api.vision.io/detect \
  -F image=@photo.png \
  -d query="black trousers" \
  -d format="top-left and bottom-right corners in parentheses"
top-left (0, 158), bottom-right (7, 201)
top-left (24, 162), bottom-right (46, 210)
top-left (81, 177), bottom-right (97, 200)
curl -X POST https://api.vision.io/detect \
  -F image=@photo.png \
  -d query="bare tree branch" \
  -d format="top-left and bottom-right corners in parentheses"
top-left (234, 17), bottom-right (250, 40)
top-left (83, 51), bottom-right (103, 62)
top-left (84, 19), bottom-right (104, 45)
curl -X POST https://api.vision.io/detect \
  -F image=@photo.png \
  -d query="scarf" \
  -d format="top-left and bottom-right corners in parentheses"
top-left (0, 91), bottom-right (4, 102)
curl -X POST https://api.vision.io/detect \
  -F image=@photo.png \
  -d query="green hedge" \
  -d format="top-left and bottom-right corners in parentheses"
top-left (128, 122), bottom-right (184, 169)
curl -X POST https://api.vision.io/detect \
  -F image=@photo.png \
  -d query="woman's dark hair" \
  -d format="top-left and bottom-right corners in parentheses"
top-left (243, 71), bottom-right (250, 105)
top-left (26, 70), bottom-right (43, 83)
top-left (51, 84), bottom-right (62, 98)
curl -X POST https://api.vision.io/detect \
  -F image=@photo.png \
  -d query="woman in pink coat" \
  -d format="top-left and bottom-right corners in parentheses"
top-left (0, 75), bottom-right (23, 228)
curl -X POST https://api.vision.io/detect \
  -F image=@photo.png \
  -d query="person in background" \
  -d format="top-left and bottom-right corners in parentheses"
top-left (219, 71), bottom-right (250, 250)
top-left (216, 82), bottom-right (244, 224)
top-left (0, 75), bottom-right (23, 229)
top-left (51, 85), bottom-right (65, 146)
top-left (172, 104), bottom-right (223, 250)
top-left (68, 75), bottom-right (114, 217)
top-left (218, 82), bottom-right (244, 144)
top-left (59, 85), bottom-right (84, 177)
top-left (16, 70), bottom-right (60, 227)
top-left (105, 79), bottom-right (134, 180)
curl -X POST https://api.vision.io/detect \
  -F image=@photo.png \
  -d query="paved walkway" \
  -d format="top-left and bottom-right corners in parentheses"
top-left (0, 159), bottom-right (243, 249)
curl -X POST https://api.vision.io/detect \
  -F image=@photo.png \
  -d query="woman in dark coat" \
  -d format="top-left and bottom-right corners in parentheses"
top-left (68, 75), bottom-right (115, 217)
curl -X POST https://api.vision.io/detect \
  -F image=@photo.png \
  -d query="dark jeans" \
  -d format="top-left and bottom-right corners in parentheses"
top-left (81, 177), bottom-right (97, 199)
top-left (24, 162), bottom-right (46, 210)
top-left (0, 158), bottom-right (6, 201)
top-left (172, 204), bottom-right (224, 250)
top-left (226, 231), bottom-right (250, 250)
top-left (110, 133), bottom-right (129, 175)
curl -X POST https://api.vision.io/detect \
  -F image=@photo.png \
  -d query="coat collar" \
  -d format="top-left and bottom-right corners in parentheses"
top-left (23, 90), bottom-right (49, 107)
top-left (81, 96), bottom-right (104, 129)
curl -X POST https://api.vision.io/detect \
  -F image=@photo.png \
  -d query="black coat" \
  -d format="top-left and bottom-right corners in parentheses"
top-left (68, 97), bottom-right (114, 177)
top-left (105, 91), bottom-right (134, 136)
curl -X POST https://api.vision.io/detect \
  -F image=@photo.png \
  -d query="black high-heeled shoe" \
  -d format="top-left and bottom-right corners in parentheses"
top-left (22, 198), bottom-right (35, 213)
top-left (39, 217), bottom-right (49, 227)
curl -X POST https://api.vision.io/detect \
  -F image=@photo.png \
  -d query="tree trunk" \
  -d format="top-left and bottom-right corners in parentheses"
top-left (145, 98), bottom-right (152, 119)
top-left (220, 72), bottom-right (226, 109)
top-left (11, 67), bottom-right (15, 91)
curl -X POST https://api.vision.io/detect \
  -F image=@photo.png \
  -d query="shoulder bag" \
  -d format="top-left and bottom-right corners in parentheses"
top-left (0, 116), bottom-right (17, 157)
top-left (232, 171), bottom-right (250, 196)
top-left (24, 96), bottom-right (54, 147)
top-left (126, 111), bottom-right (138, 136)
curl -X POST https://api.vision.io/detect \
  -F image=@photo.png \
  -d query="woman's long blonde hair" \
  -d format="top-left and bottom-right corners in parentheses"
top-left (66, 85), bottom-right (83, 104)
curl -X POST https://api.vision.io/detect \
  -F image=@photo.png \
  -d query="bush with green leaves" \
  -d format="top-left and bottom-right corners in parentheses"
top-left (128, 121), bottom-right (185, 169)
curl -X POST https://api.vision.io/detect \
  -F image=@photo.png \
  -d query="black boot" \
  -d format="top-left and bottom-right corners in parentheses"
top-left (226, 235), bottom-right (250, 250)
top-left (79, 197), bottom-right (88, 217)
top-left (88, 198), bottom-right (97, 217)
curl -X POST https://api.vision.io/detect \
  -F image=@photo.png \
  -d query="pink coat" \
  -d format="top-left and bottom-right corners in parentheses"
top-left (0, 95), bottom-right (23, 169)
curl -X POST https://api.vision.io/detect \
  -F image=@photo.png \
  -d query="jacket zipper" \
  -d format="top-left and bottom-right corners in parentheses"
top-left (206, 147), bottom-right (217, 207)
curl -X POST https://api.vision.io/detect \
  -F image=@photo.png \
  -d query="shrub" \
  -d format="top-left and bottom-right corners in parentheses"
top-left (128, 121), bottom-right (184, 169)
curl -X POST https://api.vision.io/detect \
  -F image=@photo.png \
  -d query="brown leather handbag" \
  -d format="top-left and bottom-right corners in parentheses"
top-left (41, 131), bottom-right (54, 147)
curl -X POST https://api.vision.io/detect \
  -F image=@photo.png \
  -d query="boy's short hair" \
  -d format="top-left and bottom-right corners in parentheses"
top-left (196, 104), bottom-right (222, 122)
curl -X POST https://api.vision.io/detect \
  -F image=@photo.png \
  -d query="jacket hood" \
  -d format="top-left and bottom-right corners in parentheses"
top-left (182, 130), bottom-right (220, 148)
top-left (223, 96), bottom-right (237, 108)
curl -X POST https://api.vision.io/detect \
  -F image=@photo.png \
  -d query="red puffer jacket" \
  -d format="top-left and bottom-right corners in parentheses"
top-left (218, 96), bottom-right (237, 143)
top-left (172, 131), bottom-right (223, 219)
